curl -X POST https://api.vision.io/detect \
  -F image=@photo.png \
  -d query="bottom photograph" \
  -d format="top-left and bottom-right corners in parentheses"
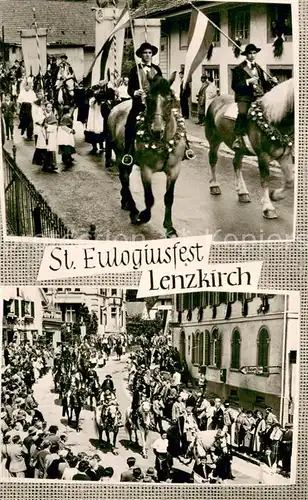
top-left (1, 287), bottom-right (299, 485)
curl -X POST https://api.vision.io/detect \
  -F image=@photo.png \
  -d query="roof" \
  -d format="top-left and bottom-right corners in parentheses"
top-left (133, 0), bottom-right (213, 18)
top-left (0, 0), bottom-right (97, 47)
top-left (126, 302), bottom-right (148, 318)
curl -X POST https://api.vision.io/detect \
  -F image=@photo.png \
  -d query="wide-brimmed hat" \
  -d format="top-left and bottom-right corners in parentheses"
top-left (60, 54), bottom-right (68, 60)
top-left (136, 42), bottom-right (158, 58)
top-left (241, 44), bottom-right (261, 56)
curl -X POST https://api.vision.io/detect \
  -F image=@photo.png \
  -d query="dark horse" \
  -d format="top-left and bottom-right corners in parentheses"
top-left (205, 78), bottom-right (294, 219)
top-left (107, 75), bottom-right (185, 238)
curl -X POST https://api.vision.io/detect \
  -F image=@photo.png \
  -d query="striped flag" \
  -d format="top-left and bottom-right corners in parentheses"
top-left (84, 6), bottom-right (130, 84)
top-left (183, 10), bottom-right (215, 88)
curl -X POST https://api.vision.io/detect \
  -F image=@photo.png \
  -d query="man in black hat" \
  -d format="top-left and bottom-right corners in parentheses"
top-left (122, 42), bottom-right (162, 165)
top-left (231, 43), bottom-right (277, 149)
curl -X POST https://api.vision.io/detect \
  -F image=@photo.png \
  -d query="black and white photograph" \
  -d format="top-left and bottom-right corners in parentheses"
top-left (0, 0), bottom-right (296, 242)
top-left (1, 287), bottom-right (299, 484)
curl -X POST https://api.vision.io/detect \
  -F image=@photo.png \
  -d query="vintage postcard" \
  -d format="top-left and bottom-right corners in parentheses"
top-left (0, 0), bottom-right (297, 243)
top-left (1, 287), bottom-right (299, 485)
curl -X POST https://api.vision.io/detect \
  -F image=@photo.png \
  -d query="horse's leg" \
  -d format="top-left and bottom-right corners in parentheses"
top-left (136, 166), bottom-right (154, 225)
top-left (258, 152), bottom-right (278, 219)
top-left (105, 429), bottom-right (110, 445)
top-left (118, 162), bottom-right (139, 217)
top-left (105, 133), bottom-right (113, 169)
top-left (233, 151), bottom-right (251, 203)
top-left (163, 164), bottom-right (180, 238)
top-left (208, 137), bottom-right (222, 195)
top-left (269, 152), bottom-right (294, 201)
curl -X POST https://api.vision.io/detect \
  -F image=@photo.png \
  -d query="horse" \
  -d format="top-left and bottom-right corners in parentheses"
top-left (205, 78), bottom-right (294, 219)
top-left (125, 401), bottom-right (152, 458)
top-left (67, 386), bottom-right (85, 431)
top-left (55, 65), bottom-right (76, 116)
top-left (115, 341), bottom-right (123, 361)
top-left (107, 75), bottom-right (186, 238)
top-left (95, 403), bottom-right (121, 453)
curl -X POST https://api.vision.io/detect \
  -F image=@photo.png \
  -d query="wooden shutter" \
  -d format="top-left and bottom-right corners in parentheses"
top-left (204, 331), bottom-right (210, 365)
top-left (14, 300), bottom-right (19, 317)
top-left (31, 301), bottom-right (35, 318)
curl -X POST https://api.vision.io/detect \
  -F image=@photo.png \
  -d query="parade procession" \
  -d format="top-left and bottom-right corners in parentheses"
top-left (0, 0), bottom-right (295, 242)
top-left (1, 287), bottom-right (299, 484)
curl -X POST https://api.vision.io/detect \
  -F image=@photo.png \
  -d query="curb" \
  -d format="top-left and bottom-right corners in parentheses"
top-left (232, 449), bottom-right (261, 466)
top-left (187, 133), bottom-right (283, 177)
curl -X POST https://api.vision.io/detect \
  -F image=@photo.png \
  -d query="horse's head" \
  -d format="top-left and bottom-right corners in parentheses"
top-left (146, 76), bottom-right (176, 139)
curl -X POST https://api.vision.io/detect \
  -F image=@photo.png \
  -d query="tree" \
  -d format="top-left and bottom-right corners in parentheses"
top-left (127, 313), bottom-right (163, 341)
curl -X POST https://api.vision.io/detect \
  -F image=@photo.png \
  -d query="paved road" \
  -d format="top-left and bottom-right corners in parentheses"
top-left (32, 352), bottom-right (279, 484)
top-left (4, 118), bottom-right (294, 241)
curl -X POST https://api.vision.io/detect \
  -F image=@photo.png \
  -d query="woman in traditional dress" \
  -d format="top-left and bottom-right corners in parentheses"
top-left (204, 76), bottom-right (218, 114)
top-left (44, 101), bottom-right (58, 172)
top-left (57, 106), bottom-right (76, 167)
top-left (84, 86), bottom-right (105, 154)
top-left (32, 92), bottom-right (48, 169)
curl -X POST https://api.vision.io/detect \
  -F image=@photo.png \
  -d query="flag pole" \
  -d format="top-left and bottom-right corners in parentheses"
top-left (189, 2), bottom-right (275, 82)
top-left (32, 8), bottom-right (44, 91)
top-left (126, 0), bottom-right (143, 91)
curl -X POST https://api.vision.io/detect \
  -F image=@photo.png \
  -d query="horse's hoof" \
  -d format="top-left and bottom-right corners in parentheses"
top-left (263, 209), bottom-right (278, 219)
top-left (121, 201), bottom-right (130, 211)
top-left (238, 193), bottom-right (251, 203)
top-left (210, 185), bottom-right (221, 195)
top-left (130, 212), bottom-right (140, 224)
top-left (136, 210), bottom-right (151, 225)
top-left (165, 228), bottom-right (178, 238)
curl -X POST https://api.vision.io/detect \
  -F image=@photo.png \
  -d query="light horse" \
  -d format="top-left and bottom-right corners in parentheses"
top-left (205, 78), bottom-right (294, 219)
top-left (125, 401), bottom-right (152, 458)
top-left (107, 75), bottom-right (186, 238)
top-left (95, 403), bottom-right (121, 454)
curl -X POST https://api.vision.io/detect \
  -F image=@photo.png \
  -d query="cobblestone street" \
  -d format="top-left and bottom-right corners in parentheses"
top-left (31, 352), bottom-right (288, 484)
top-left (4, 117), bottom-right (294, 242)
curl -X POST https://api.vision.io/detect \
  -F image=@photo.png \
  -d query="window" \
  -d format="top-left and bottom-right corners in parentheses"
top-left (198, 331), bottom-right (204, 365)
top-left (231, 328), bottom-right (241, 369)
top-left (65, 305), bottom-right (76, 323)
top-left (257, 327), bottom-right (270, 371)
top-left (268, 4), bottom-right (292, 41)
top-left (75, 288), bottom-right (81, 292)
top-left (229, 7), bottom-right (250, 44)
top-left (208, 12), bottom-right (221, 44)
top-left (111, 307), bottom-right (117, 318)
top-left (202, 65), bottom-right (220, 92)
top-left (111, 289), bottom-right (117, 296)
top-left (211, 328), bottom-right (221, 367)
top-left (192, 332), bottom-right (198, 364)
top-left (267, 65), bottom-right (293, 83)
top-left (179, 18), bottom-right (190, 50)
top-left (100, 307), bottom-right (104, 325)
top-left (204, 331), bottom-right (210, 365)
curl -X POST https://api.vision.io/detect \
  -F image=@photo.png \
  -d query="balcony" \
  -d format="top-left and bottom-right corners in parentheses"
top-left (43, 309), bottom-right (63, 322)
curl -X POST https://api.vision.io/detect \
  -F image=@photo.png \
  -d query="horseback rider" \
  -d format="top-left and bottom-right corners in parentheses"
top-left (122, 42), bottom-right (194, 166)
top-left (101, 374), bottom-right (115, 394)
top-left (231, 43), bottom-right (278, 150)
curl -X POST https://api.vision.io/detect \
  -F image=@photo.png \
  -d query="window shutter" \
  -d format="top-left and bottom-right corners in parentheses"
top-left (204, 331), bottom-right (210, 365)
top-left (31, 302), bottom-right (35, 318)
top-left (21, 300), bottom-right (25, 317)
top-left (15, 300), bottom-right (19, 317)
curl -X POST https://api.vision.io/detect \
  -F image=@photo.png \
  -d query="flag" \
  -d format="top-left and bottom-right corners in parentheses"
top-left (84, 6), bottom-right (130, 85)
top-left (183, 10), bottom-right (215, 87)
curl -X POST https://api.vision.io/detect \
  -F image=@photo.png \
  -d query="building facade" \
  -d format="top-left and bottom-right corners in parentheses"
top-left (2, 286), bottom-right (62, 349)
top-left (43, 287), bottom-right (126, 337)
top-left (171, 292), bottom-right (299, 424)
top-left (135, 1), bottom-right (294, 110)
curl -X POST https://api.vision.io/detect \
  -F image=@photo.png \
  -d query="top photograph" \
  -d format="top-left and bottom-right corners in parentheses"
top-left (0, 0), bottom-right (297, 243)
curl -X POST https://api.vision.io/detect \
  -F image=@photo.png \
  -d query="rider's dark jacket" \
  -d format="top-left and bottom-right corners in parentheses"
top-left (231, 61), bottom-right (273, 103)
top-left (127, 63), bottom-right (163, 98)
